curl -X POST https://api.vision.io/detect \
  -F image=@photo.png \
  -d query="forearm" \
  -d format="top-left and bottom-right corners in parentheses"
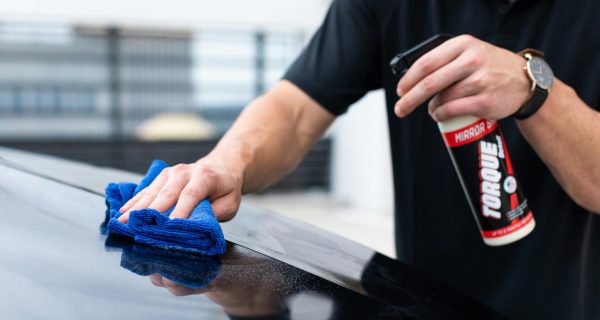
top-left (203, 80), bottom-right (334, 194)
top-left (517, 79), bottom-right (600, 213)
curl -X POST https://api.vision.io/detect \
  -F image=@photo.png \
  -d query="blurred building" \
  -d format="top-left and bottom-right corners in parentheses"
top-left (0, 22), bottom-right (302, 139)
top-left (0, 1), bottom-right (393, 219)
top-left (0, 20), bottom-right (330, 192)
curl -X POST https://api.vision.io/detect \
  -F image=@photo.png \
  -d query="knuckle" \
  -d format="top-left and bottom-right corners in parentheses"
top-left (142, 191), bottom-right (157, 198)
top-left (463, 53), bottom-right (484, 68)
top-left (467, 34), bottom-right (481, 43)
top-left (479, 94), bottom-right (495, 108)
top-left (442, 106), bottom-right (457, 118)
top-left (455, 81), bottom-right (468, 93)
top-left (180, 186), bottom-right (201, 198)
top-left (170, 164), bottom-right (188, 174)
top-left (420, 76), bottom-right (437, 93)
top-left (457, 34), bottom-right (476, 45)
top-left (194, 166), bottom-right (217, 179)
top-left (416, 55), bottom-right (434, 72)
top-left (470, 73), bottom-right (487, 89)
top-left (158, 189), bottom-right (177, 200)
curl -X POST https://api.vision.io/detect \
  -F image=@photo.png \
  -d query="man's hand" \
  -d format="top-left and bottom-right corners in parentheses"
top-left (394, 35), bottom-right (532, 122)
top-left (118, 158), bottom-right (243, 222)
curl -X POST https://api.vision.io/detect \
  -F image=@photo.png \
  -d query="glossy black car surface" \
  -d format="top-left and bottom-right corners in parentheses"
top-left (0, 147), bottom-right (508, 319)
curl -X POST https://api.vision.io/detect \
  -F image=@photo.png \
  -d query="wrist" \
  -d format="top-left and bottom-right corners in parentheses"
top-left (512, 49), bottom-right (554, 119)
top-left (516, 78), bottom-right (572, 123)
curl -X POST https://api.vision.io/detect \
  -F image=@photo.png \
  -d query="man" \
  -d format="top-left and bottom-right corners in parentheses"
top-left (118, 1), bottom-right (600, 319)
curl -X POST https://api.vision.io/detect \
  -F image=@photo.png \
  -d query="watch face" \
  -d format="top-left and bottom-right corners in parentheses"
top-left (528, 56), bottom-right (554, 90)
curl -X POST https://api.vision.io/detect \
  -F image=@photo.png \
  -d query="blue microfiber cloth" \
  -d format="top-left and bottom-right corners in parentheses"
top-left (104, 160), bottom-right (226, 256)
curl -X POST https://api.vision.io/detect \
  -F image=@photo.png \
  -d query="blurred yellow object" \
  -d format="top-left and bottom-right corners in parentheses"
top-left (135, 112), bottom-right (216, 141)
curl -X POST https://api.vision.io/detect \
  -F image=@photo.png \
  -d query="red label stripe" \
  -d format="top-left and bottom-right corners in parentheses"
top-left (497, 128), bottom-right (519, 209)
top-left (443, 119), bottom-right (498, 148)
top-left (498, 128), bottom-right (514, 175)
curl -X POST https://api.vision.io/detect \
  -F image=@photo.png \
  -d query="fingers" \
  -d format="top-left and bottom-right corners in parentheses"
top-left (395, 35), bottom-right (529, 121)
top-left (147, 166), bottom-right (190, 214)
top-left (162, 278), bottom-right (195, 296)
top-left (116, 162), bottom-right (242, 223)
top-left (427, 94), bottom-right (443, 116)
top-left (429, 94), bottom-right (493, 122)
top-left (427, 71), bottom-right (485, 114)
top-left (149, 274), bottom-right (165, 287)
top-left (395, 35), bottom-right (488, 118)
top-left (150, 274), bottom-right (213, 296)
top-left (395, 54), bottom-right (475, 117)
top-left (119, 171), bottom-right (168, 213)
top-left (168, 178), bottom-right (213, 219)
top-left (436, 73), bottom-right (484, 105)
top-left (117, 172), bottom-right (169, 223)
top-left (150, 275), bottom-right (196, 296)
top-left (396, 35), bottom-right (472, 97)
top-left (169, 166), bottom-right (219, 219)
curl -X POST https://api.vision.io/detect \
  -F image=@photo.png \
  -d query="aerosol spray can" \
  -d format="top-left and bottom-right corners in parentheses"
top-left (390, 34), bottom-right (535, 246)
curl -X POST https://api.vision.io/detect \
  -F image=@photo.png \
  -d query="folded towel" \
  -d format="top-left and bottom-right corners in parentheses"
top-left (104, 160), bottom-right (226, 256)
top-left (105, 235), bottom-right (221, 289)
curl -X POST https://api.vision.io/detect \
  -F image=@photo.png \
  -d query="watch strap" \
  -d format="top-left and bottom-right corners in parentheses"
top-left (512, 85), bottom-right (548, 119)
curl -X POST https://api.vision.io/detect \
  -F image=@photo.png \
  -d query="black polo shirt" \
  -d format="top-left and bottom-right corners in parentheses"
top-left (283, 1), bottom-right (600, 319)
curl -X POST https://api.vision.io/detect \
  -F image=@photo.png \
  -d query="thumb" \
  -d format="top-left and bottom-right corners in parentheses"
top-left (210, 192), bottom-right (241, 222)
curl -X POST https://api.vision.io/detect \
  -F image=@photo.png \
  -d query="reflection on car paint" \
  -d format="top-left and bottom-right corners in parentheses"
top-left (106, 235), bottom-right (221, 289)
top-left (0, 156), bottom-right (508, 319)
top-left (104, 237), bottom-right (412, 319)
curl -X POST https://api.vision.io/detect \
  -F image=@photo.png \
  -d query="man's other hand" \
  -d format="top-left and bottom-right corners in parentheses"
top-left (394, 34), bottom-right (533, 122)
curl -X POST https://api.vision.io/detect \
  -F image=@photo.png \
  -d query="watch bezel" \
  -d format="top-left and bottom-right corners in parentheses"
top-left (525, 53), bottom-right (554, 91)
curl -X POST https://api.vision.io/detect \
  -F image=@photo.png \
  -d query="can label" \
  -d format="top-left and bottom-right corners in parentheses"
top-left (442, 119), bottom-right (533, 241)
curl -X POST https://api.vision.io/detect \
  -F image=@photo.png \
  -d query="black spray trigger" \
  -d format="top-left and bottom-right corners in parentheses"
top-left (389, 34), bottom-right (454, 76)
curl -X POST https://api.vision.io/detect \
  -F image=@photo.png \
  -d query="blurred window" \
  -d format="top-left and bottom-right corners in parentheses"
top-left (0, 23), bottom-right (304, 138)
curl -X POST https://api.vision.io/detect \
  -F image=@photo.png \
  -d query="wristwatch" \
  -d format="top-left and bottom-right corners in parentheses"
top-left (512, 49), bottom-right (554, 120)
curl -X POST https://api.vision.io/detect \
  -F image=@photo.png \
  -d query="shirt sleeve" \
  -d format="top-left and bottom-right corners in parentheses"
top-left (283, 0), bottom-right (382, 115)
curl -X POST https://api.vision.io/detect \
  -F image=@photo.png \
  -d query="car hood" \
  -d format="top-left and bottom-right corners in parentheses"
top-left (0, 147), bottom-right (507, 319)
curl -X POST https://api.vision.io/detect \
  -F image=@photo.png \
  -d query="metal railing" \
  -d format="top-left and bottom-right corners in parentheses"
top-left (0, 22), bottom-right (332, 192)
top-left (0, 22), bottom-right (305, 138)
